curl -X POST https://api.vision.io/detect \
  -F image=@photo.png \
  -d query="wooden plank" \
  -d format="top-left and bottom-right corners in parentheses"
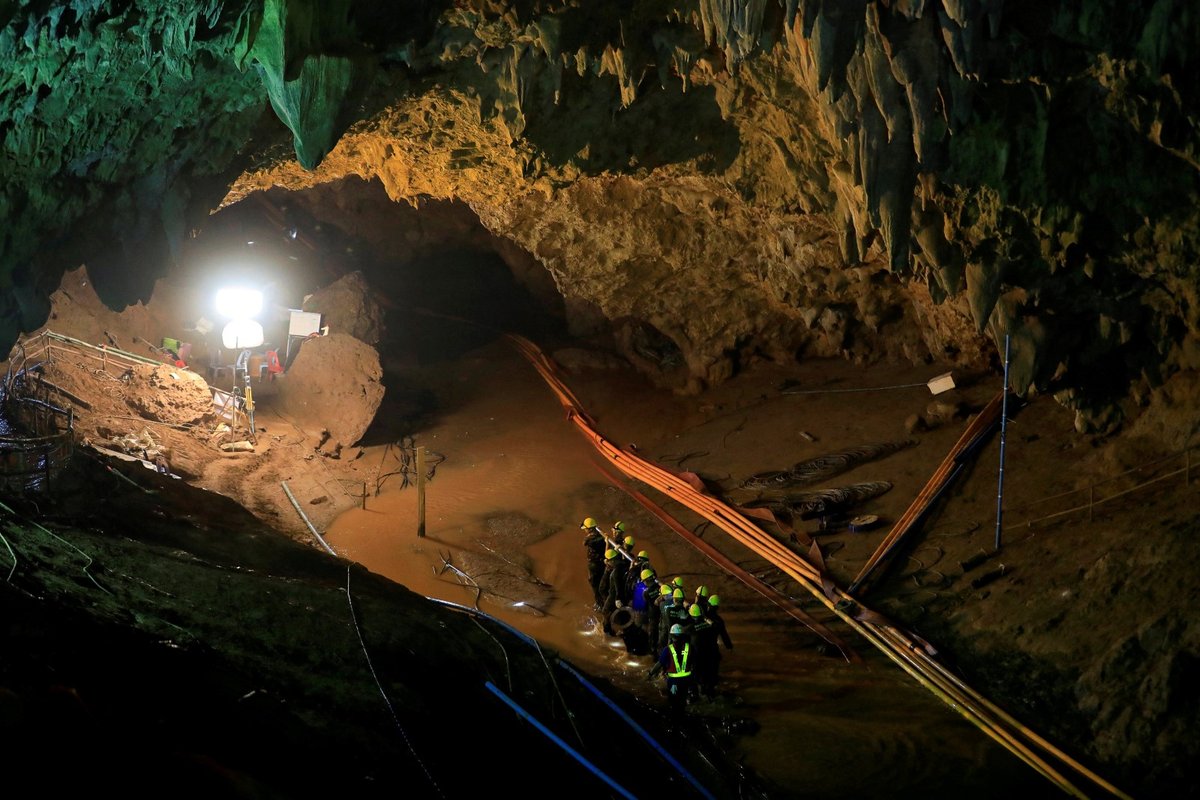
top-left (849, 393), bottom-right (1004, 594)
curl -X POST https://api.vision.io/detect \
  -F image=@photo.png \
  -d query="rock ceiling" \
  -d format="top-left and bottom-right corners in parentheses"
top-left (1, 1), bottom-right (1197, 430)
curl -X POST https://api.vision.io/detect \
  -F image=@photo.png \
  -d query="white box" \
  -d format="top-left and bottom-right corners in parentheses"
top-left (288, 310), bottom-right (322, 337)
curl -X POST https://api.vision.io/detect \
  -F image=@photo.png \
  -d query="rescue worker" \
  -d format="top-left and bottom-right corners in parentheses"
top-left (609, 520), bottom-right (629, 550)
top-left (640, 571), bottom-right (662, 637)
top-left (631, 568), bottom-right (657, 629)
top-left (580, 517), bottom-right (606, 607)
top-left (707, 594), bottom-right (734, 650)
top-left (654, 585), bottom-right (676, 652)
top-left (689, 603), bottom-right (719, 699)
top-left (662, 587), bottom-right (689, 651)
top-left (648, 624), bottom-right (695, 715)
top-left (597, 549), bottom-right (621, 634)
top-left (625, 549), bottom-right (652, 601)
top-left (693, 584), bottom-right (711, 615)
top-left (612, 536), bottom-right (632, 605)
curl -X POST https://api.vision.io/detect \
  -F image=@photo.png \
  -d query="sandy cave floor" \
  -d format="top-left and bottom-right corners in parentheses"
top-left (5, 273), bottom-right (1200, 798)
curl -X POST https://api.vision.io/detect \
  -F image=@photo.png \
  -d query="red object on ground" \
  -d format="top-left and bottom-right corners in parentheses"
top-left (265, 349), bottom-right (284, 376)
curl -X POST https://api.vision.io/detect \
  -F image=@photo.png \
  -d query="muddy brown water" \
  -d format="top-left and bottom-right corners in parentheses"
top-left (326, 338), bottom-right (1041, 799)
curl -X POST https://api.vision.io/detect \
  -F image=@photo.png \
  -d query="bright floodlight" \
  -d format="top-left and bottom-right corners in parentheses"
top-left (222, 319), bottom-right (264, 349)
top-left (215, 287), bottom-right (263, 319)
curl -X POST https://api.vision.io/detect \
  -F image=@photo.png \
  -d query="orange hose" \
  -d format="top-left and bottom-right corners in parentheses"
top-left (506, 333), bottom-right (1128, 799)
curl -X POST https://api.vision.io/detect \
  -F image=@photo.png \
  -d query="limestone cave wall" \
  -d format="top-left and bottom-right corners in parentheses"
top-left (2, 1), bottom-right (1198, 424)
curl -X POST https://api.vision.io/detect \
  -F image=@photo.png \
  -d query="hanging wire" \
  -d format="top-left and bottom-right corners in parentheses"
top-left (343, 566), bottom-right (443, 798)
top-left (470, 616), bottom-right (513, 695)
top-left (0, 500), bottom-right (110, 595)
top-left (0, 526), bottom-right (17, 581)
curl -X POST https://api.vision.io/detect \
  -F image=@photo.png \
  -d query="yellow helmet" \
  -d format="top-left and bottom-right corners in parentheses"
top-left (581, 517), bottom-right (597, 529)
top-left (672, 588), bottom-right (684, 599)
top-left (696, 585), bottom-right (709, 598)
top-left (605, 549), bottom-right (618, 560)
top-left (688, 604), bottom-right (703, 618)
top-left (672, 577), bottom-right (684, 588)
top-left (640, 568), bottom-right (654, 580)
top-left (623, 535), bottom-right (635, 548)
top-left (613, 521), bottom-right (627, 532)
top-left (637, 550), bottom-right (650, 559)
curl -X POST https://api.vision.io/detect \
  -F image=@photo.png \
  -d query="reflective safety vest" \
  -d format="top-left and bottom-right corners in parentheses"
top-left (667, 643), bottom-right (692, 678)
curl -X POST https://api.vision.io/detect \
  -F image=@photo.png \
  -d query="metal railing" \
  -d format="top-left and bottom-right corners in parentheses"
top-left (1, 336), bottom-right (76, 492)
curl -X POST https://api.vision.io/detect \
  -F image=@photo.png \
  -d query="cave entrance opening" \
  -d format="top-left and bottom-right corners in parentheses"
top-left (197, 177), bottom-right (572, 446)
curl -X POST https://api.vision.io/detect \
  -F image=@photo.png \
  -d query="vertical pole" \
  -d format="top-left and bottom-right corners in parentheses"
top-left (360, 480), bottom-right (367, 511)
top-left (416, 445), bottom-right (427, 538)
top-left (994, 334), bottom-right (1011, 552)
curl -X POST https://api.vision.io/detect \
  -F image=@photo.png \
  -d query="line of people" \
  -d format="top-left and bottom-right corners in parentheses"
top-left (581, 517), bottom-right (733, 713)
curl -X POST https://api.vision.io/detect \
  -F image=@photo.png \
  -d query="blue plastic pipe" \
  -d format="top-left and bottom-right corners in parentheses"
top-left (425, 596), bottom-right (537, 646)
top-left (485, 681), bottom-right (637, 800)
top-left (556, 660), bottom-right (717, 800)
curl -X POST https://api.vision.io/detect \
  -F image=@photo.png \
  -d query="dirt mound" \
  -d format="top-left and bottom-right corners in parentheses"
top-left (302, 271), bottom-right (384, 345)
top-left (275, 333), bottom-right (383, 448)
top-left (125, 363), bottom-right (213, 426)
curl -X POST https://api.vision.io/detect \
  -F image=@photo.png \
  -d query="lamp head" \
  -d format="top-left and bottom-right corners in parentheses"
top-left (215, 287), bottom-right (263, 319)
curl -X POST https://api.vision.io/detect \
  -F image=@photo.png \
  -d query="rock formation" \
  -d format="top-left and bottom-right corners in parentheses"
top-left (275, 331), bottom-right (384, 449)
top-left (301, 270), bottom-right (385, 345)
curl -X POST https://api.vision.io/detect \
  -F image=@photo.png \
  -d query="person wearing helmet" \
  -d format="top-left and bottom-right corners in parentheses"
top-left (623, 549), bottom-right (651, 603)
top-left (597, 549), bottom-right (622, 634)
top-left (689, 601), bottom-right (719, 699)
top-left (609, 520), bottom-right (627, 548)
top-left (654, 584), bottom-right (676, 652)
top-left (707, 595), bottom-right (733, 651)
top-left (580, 517), bottom-right (606, 606)
top-left (665, 587), bottom-right (690, 648)
top-left (611, 539), bottom-right (632, 606)
top-left (638, 569), bottom-right (662, 635)
top-left (630, 568), bottom-right (657, 629)
top-left (648, 622), bottom-right (695, 715)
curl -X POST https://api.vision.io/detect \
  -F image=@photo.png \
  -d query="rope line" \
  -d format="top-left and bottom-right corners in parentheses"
top-left (781, 381), bottom-right (927, 395)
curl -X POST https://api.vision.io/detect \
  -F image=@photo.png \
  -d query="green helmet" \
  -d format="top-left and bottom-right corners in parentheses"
top-left (640, 568), bottom-right (654, 580)
top-left (672, 588), bottom-right (684, 600)
top-left (605, 549), bottom-right (618, 560)
top-left (708, 595), bottom-right (721, 607)
top-left (672, 577), bottom-right (684, 588)
top-left (696, 585), bottom-right (709, 598)
top-left (581, 517), bottom-right (597, 529)
top-left (613, 521), bottom-right (627, 532)
top-left (688, 604), bottom-right (703, 618)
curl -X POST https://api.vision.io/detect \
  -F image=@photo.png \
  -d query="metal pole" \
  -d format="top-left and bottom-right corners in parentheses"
top-left (994, 334), bottom-right (1011, 552)
top-left (416, 445), bottom-right (427, 538)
